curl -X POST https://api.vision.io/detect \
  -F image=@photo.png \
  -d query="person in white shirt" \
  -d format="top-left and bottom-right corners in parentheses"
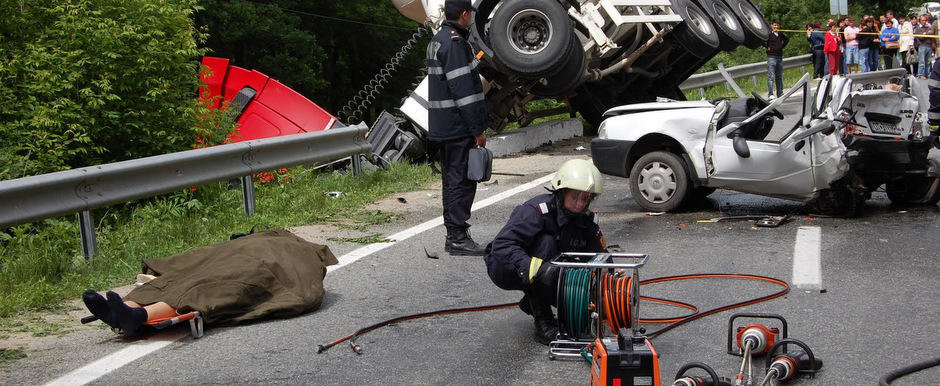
top-left (844, 18), bottom-right (860, 73)
top-left (899, 14), bottom-right (916, 74)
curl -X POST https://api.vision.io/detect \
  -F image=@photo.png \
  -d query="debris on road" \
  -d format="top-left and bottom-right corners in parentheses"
top-left (397, 197), bottom-right (407, 204)
top-left (326, 191), bottom-right (344, 198)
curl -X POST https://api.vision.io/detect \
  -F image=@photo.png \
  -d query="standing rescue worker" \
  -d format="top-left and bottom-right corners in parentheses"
top-left (427, 0), bottom-right (489, 255)
top-left (927, 59), bottom-right (940, 149)
top-left (484, 159), bottom-right (607, 345)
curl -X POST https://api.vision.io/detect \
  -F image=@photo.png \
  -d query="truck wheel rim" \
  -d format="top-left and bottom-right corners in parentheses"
top-left (714, 1), bottom-right (739, 32)
top-left (507, 9), bottom-right (553, 55)
top-left (638, 162), bottom-right (677, 203)
top-left (737, 2), bottom-right (763, 30)
top-left (687, 5), bottom-right (713, 36)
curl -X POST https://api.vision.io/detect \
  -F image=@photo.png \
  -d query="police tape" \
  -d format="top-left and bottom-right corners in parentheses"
top-left (775, 28), bottom-right (940, 39)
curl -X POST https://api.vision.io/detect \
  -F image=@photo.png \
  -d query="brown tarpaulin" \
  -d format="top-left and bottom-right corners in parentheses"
top-left (124, 229), bottom-right (337, 325)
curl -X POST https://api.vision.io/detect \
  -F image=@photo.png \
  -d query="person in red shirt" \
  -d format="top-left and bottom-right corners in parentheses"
top-left (824, 22), bottom-right (842, 75)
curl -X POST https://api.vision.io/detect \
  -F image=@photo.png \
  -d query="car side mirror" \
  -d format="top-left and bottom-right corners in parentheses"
top-left (732, 134), bottom-right (750, 158)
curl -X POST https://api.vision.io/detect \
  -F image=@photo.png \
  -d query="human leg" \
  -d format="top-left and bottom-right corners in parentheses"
top-left (919, 45), bottom-right (934, 77)
top-left (766, 58), bottom-right (775, 96)
top-left (858, 48), bottom-right (870, 72)
top-left (440, 136), bottom-right (484, 255)
top-left (827, 52), bottom-right (840, 75)
top-left (773, 57), bottom-right (784, 96)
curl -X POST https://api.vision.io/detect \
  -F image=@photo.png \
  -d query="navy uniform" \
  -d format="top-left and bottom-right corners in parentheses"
top-left (928, 59), bottom-right (940, 127)
top-left (484, 157), bottom-right (607, 345)
top-left (485, 193), bottom-right (606, 293)
top-left (427, 0), bottom-right (489, 255)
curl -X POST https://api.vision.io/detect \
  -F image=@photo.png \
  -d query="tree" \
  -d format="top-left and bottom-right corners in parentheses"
top-left (0, 0), bottom-right (208, 179)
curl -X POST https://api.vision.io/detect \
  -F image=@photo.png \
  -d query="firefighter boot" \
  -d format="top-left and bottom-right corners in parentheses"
top-left (527, 295), bottom-right (558, 345)
top-left (444, 227), bottom-right (486, 256)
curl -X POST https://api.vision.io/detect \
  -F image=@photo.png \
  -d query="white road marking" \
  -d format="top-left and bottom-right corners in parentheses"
top-left (329, 172), bottom-right (555, 271)
top-left (50, 172), bottom-right (555, 385)
top-left (792, 226), bottom-right (822, 290)
top-left (44, 330), bottom-right (187, 386)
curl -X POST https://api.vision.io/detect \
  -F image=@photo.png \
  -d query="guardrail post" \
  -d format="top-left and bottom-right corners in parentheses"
top-left (78, 211), bottom-right (97, 259)
top-left (699, 88), bottom-right (705, 99)
top-left (751, 75), bottom-right (758, 86)
top-left (351, 155), bottom-right (362, 177)
top-left (241, 175), bottom-right (256, 215)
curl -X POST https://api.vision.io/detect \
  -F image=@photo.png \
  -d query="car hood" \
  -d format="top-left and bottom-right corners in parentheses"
top-left (603, 100), bottom-right (714, 116)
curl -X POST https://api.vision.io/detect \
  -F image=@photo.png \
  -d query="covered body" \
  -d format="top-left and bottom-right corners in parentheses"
top-left (125, 229), bottom-right (337, 324)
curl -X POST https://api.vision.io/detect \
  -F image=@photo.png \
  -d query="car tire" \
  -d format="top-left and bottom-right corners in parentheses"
top-left (489, 0), bottom-right (573, 77)
top-left (670, 0), bottom-right (720, 58)
top-left (629, 151), bottom-right (690, 212)
top-left (886, 176), bottom-right (940, 205)
top-left (724, 0), bottom-right (769, 49)
top-left (530, 35), bottom-right (586, 97)
top-left (694, 0), bottom-right (745, 51)
top-left (813, 184), bottom-right (862, 217)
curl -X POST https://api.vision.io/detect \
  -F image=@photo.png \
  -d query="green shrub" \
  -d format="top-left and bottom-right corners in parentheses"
top-left (0, 0), bottom-right (209, 180)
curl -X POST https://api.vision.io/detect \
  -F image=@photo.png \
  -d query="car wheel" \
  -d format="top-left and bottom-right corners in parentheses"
top-left (629, 151), bottom-right (690, 212)
top-left (694, 0), bottom-right (745, 51)
top-left (886, 176), bottom-right (940, 205)
top-left (670, 0), bottom-right (720, 58)
top-left (530, 35), bottom-right (586, 97)
top-left (489, 0), bottom-right (573, 77)
top-left (724, 0), bottom-right (769, 49)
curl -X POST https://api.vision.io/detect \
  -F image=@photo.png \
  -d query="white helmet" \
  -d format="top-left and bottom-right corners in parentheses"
top-left (552, 159), bottom-right (603, 194)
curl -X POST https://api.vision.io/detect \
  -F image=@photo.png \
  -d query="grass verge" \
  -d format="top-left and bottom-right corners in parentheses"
top-left (0, 162), bottom-right (434, 318)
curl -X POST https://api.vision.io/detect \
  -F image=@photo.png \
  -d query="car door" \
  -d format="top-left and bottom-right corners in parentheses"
top-left (705, 74), bottom-right (820, 201)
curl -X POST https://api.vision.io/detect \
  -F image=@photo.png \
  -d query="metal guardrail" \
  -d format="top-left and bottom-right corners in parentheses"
top-left (680, 54), bottom-right (813, 94)
top-left (0, 125), bottom-right (371, 256)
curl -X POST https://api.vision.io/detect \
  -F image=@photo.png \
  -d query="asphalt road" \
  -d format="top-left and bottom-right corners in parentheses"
top-left (5, 134), bottom-right (937, 386)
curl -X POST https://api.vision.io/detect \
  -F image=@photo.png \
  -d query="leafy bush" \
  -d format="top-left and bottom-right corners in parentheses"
top-left (0, 0), bottom-right (209, 179)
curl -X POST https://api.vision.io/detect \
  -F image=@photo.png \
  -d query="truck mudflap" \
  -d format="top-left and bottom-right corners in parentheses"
top-left (199, 57), bottom-right (337, 142)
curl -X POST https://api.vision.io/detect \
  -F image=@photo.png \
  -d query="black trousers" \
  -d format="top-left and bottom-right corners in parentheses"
top-left (438, 136), bottom-right (477, 230)
top-left (812, 47), bottom-right (826, 78)
top-left (486, 233), bottom-right (558, 305)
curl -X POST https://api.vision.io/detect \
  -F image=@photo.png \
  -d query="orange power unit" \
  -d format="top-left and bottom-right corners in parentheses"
top-left (590, 335), bottom-right (660, 386)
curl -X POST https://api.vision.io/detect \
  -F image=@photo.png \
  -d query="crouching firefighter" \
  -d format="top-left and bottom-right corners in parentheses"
top-left (484, 159), bottom-right (607, 345)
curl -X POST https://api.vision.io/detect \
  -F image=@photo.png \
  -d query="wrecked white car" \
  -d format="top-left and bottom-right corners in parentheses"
top-left (591, 73), bottom-right (866, 215)
top-left (834, 73), bottom-right (940, 205)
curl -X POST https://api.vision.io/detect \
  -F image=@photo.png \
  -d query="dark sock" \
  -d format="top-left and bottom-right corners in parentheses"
top-left (106, 291), bottom-right (148, 336)
top-left (82, 290), bottom-right (118, 328)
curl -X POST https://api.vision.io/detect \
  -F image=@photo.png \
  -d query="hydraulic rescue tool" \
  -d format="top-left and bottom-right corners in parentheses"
top-left (672, 362), bottom-right (732, 386)
top-left (759, 338), bottom-right (822, 385)
top-left (726, 313), bottom-right (788, 386)
top-left (547, 252), bottom-right (661, 386)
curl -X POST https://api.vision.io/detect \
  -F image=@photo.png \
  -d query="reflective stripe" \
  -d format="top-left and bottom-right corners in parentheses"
top-left (409, 92), bottom-right (429, 109)
top-left (428, 66), bottom-right (444, 75)
top-left (444, 59), bottom-right (479, 80)
top-left (929, 78), bottom-right (940, 88)
top-left (929, 111), bottom-right (940, 119)
top-left (426, 41), bottom-right (441, 61)
top-left (429, 100), bottom-right (457, 109)
top-left (455, 92), bottom-right (485, 107)
top-left (445, 65), bottom-right (471, 80)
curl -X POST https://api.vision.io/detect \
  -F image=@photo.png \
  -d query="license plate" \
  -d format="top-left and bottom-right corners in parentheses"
top-left (869, 121), bottom-right (902, 135)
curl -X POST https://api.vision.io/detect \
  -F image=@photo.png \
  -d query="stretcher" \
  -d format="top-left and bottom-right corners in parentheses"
top-left (80, 311), bottom-right (204, 339)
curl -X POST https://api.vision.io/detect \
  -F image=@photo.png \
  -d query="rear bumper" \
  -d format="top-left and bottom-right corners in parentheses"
top-left (844, 135), bottom-right (935, 179)
top-left (591, 138), bottom-right (634, 178)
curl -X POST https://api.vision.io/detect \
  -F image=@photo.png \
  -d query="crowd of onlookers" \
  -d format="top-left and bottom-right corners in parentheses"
top-left (806, 11), bottom-right (939, 79)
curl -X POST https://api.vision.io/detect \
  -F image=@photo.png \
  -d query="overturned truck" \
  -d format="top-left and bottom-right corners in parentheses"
top-left (389, 0), bottom-right (770, 141)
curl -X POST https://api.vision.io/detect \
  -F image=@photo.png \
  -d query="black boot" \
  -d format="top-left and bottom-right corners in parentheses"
top-left (444, 227), bottom-right (486, 256)
top-left (527, 295), bottom-right (558, 345)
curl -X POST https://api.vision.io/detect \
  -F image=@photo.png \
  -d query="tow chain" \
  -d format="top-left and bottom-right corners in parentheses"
top-left (337, 25), bottom-right (429, 124)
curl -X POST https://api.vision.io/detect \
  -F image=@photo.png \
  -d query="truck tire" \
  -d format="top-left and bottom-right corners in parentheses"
top-left (886, 176), bottom-right (940, 205)
top-left (724, 0), bottom-right (769, 49)
top-left (530, 35), bottom-right (586, 97)
top-left (694, 0), bottom-right (745, 51)
top-left (489, 0), bottom-right (573, 77)
top-left (670, 0), bottom-right (720, 58)
top-left (629, 151), bottom-right (690, 212)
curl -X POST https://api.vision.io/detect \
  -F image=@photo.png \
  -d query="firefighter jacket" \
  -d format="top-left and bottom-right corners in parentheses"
top-left (426, 20), bottom-right (488, 141)
top-left (929, 59), bottom-right (940, 126)
top-left (485, 193), bottom-right (606, 288)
